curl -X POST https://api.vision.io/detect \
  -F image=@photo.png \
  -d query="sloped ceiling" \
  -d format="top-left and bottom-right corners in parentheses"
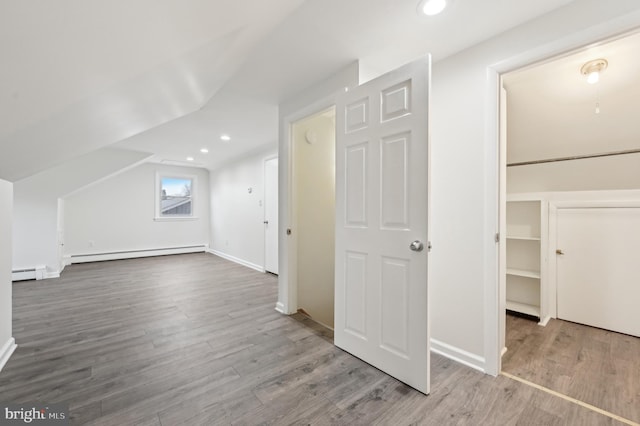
top-left (504, 31), bottom-right (640, 164)
top-left (0, 0), bottom-right (304, 181)
top-left (0, 0), bottom-right (580, 181)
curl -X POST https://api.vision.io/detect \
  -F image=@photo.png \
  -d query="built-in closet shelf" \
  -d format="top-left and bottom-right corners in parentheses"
top-left (506, 236), bottom-right (541, 241)
top-left (506, 301), bottom-right (540, 318)
top-left (506, 268), bottom-right (541, 279)
top-left (506, 199), bottom-right (548, 323)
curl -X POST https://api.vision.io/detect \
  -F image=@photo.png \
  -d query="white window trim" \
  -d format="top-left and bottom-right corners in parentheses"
top-left (154, 172), bottom-right (198, 221)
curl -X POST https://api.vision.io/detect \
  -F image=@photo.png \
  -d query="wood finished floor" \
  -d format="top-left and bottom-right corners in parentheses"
top-left (0, 253), bottom-right (630, 425)
top-left (503, 314), bottom-right (640, 424)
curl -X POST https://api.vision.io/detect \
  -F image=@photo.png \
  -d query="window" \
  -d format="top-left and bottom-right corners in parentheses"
top-left (156, 175), bottom-right (195, 219)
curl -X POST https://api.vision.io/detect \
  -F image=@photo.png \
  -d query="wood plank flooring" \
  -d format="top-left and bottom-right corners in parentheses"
top-left (0, 253), bottom-right (631, 425)
top-left (502, 314), bottom-right (640, 424)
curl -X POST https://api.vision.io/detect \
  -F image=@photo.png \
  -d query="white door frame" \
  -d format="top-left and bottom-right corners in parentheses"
top-left (263, 154), bottom-right (279, 274)
top-left (488, 22), bottom-right (640, 375)
top-left (277, 95), bottom-right (339, 315)
top-left (56, 197), bottom-right (66, 274)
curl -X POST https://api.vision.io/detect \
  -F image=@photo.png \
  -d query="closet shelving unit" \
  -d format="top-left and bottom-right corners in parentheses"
top-left (506, 198), bottom-right (550, 325)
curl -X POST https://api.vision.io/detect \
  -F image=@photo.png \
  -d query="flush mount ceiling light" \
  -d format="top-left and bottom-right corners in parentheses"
top-left (186, 156), bottom-right (194, 162)
top-left (200, 148), bottom-right (209, 154)
top-left (418, 0), bottom-right (448, 16)
top-left (220, 134), bottom-right (231, 141)
top-left (581, 58), bottom-right (608, 84)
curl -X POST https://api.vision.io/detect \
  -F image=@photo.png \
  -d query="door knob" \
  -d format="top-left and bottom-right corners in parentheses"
top-left (410, 240), bottom-right (424, 252)
top-left (556, 249), bottom-right (564, 255)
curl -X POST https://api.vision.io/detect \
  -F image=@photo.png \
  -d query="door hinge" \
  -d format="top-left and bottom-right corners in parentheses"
top-left (495, 233), bottom-right (500, 243)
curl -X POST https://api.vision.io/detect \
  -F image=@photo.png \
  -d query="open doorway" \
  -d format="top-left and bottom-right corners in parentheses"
top-left (499, 30), bottom-right (640, 423)
top-left (291, 107), bottom-right (336, 329)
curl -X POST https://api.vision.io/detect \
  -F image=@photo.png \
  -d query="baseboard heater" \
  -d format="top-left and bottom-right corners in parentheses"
top-left (12, 266), bottom-right (46, 282)
top-left (69, 245), bottom-right (207, 264)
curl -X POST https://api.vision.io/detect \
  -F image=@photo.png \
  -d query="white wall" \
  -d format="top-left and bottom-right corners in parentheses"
top-left (430, 1), bottom-right (640, 371)
top-left (508, 153), bottom-right (640, 193)
top-left (13, 148), bottom-right (151, 275)
top-left (0, 179), bottom-right (15, 371)
top-left (13, 195), bottom-right (58, 273)
top-left (64, 163), bottom-right (209, 257)
top-left (209, 146), bottom-right (277, 271)
top-left (293, 112), bottom-right (335, 328)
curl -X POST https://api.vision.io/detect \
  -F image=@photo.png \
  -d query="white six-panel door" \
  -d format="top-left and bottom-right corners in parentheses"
top-left (334, 57), bottom-right (431, 394)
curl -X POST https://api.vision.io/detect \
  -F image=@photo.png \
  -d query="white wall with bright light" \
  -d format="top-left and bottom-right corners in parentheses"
top-left (293, 112), bottom-right (335, 328)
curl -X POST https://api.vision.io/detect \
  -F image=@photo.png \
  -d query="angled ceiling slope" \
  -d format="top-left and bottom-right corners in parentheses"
top-left (0, 0), bottom-right (304, 182)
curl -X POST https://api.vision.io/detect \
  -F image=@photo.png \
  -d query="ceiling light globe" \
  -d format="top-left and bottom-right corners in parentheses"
top-left (422, 0), bottom-right (447, 16)
top-left (587, 72), bottom-right (599, 84)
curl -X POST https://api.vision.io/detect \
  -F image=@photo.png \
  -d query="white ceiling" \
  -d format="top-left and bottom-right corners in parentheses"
top-left (0, 0), bottom-right (578, 181)
top-left (504, 30), bottom-right (640, 164)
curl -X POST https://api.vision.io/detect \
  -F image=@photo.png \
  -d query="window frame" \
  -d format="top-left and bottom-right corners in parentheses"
top-left (154, 172), bottom-right (198, 221)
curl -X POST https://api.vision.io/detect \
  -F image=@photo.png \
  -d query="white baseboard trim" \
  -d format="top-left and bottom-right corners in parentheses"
top-left (0, 337), bottom-right (17, 373)
top-left (45, 271), bottom-right (61, 279)
top-left (12, 270), bottom-right (36, 281)
top-left (206, 249), bottom-right (264, 273)
top-left (13, 247), bottom-right (207, 281)
top-left (12, 265), bottom-right (48, 282)
top-left (430, 338), bottom-right (486, 373)
top-left (275, 302), bottom-right (286, 314)
top-left (69, 245), bottom-right (207, 264)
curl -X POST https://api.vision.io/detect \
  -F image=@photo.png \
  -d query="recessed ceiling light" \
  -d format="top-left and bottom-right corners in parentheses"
top-left (186, 156), bottom-right (194, 161)
top-left (200, 148), bottom-right (209, 154)
top-left (419, 0), bottom-right (448, 16)
top-left (220, 134), bottom-right (231, 141)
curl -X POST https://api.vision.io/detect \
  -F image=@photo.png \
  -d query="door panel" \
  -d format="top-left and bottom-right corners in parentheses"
top-left (345, 251), bottom-right (368, 339)
top-left (345, 143), bottom-right (368, 227)
top-left (380, 256), bottom-right (410, 357)
top-left (381, 132), bottom-right (410, 229)
top-left (345, 98), bottom-right (369, 133)
top-left (557, 207), bottom-right (640, 337)
top-left (335, 57), bottom-right (431, 394)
